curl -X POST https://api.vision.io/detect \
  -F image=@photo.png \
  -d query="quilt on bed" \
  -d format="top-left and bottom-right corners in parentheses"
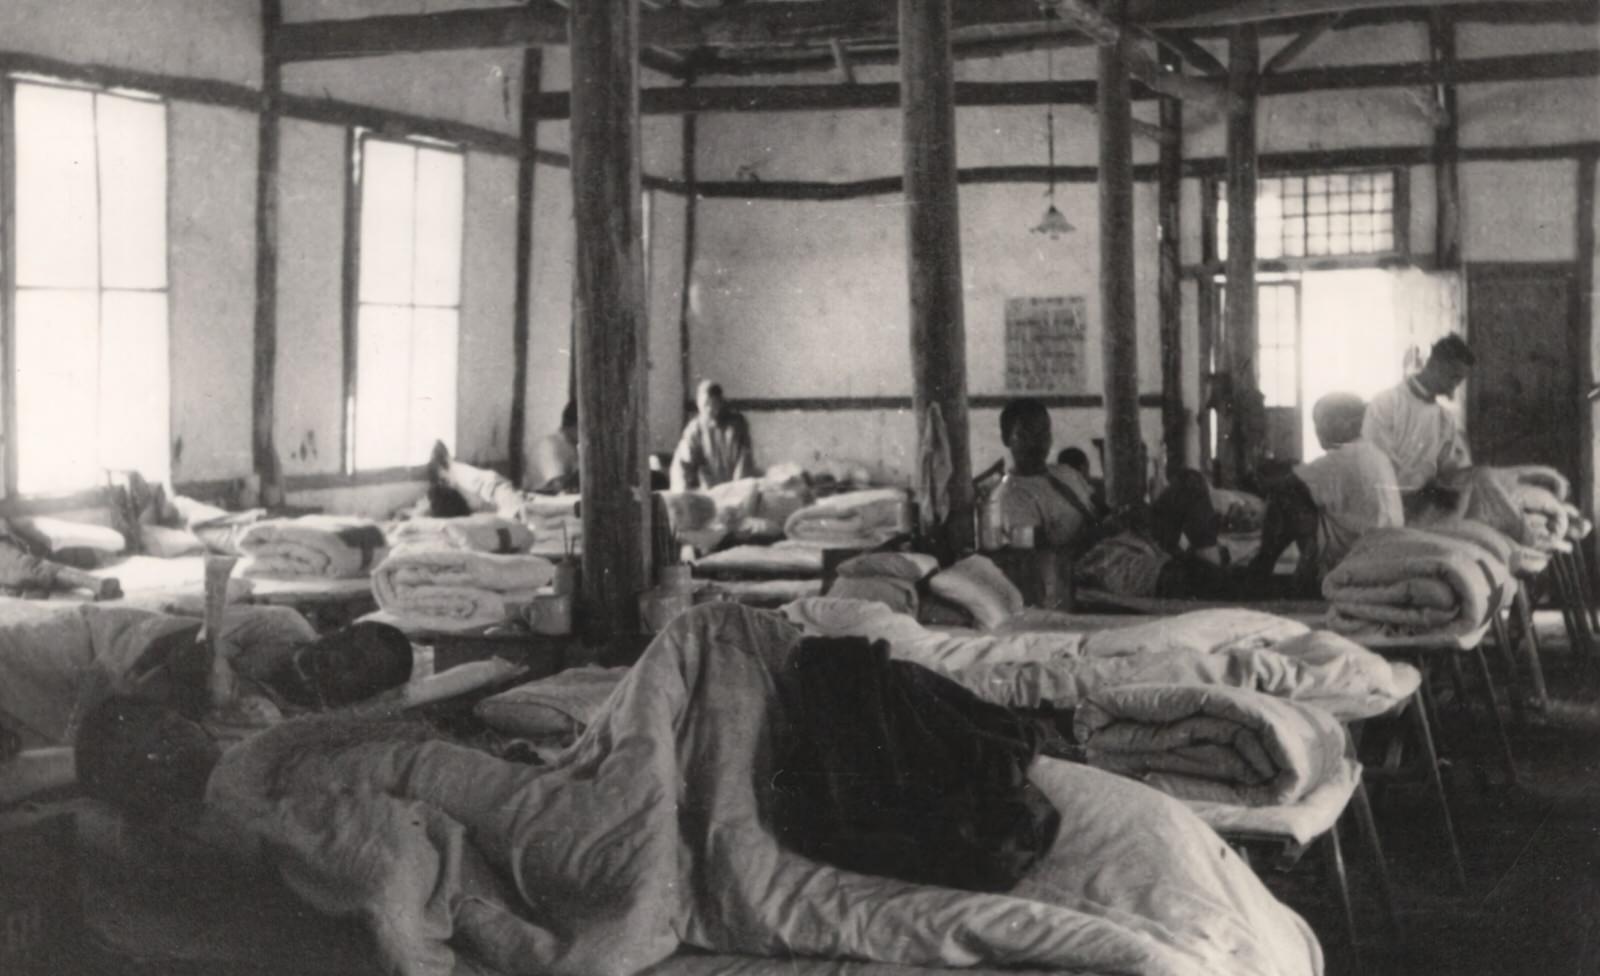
top-left (1321, 526), bottom-right (1512, 637)
top-left (782, 599), bottom-right (1418, 721)
top-left (1074, 683), bottom-right (1352, 807)
top-left (372, 547), bottom-right (557, 631)
top-left (206, 602), bottom-right (1320, 976)
top-left (238, 516), bottom-right (387, 579)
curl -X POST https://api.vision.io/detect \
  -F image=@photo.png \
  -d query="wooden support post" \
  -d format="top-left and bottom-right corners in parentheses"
top-left (1219, 25), bottom-right (1260, 488)
top-left (1158, 46), bottom-right (1187, 471)
top-left (900, 0), bottom-right (974, 555)
top-left (253, 0), bottom-right (284, 499)
top-left (1099, 0), bottom-right (1143, 507)
top-left (1578, 151), bottom-right (1596, 590)
top-left (1430, 12), bottom-right (1461, 268)
top-left (508, 46), bottom-right (542, 487)
top-left (679, 109), bottom-right (698, 414)
top-left (570, 0), bottom-right (650, 640)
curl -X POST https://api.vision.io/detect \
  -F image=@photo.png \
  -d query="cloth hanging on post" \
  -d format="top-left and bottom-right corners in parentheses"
top-left (918, 402), bottom-right (953, 533)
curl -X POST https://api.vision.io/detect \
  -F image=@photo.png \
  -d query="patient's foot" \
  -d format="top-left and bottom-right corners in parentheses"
top-left (427, 440), bottom-right (451, 486)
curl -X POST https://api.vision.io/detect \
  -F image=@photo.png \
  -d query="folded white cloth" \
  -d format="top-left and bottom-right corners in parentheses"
top-left (1322, 526), bottom-right (1512, 637)
top-left (372, 547), bottom-right (556, 632)
top-left (782, 488), bottom-right (910, 546)
top-left (239, 516), bottom-right (387, 579)
top-left (1075, 683), bottom-right (1352, 807)
top-left (387, 514), bottom-right (534, 554)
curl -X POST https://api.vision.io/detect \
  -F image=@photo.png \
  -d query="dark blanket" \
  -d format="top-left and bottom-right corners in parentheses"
top-left (771, 636), bottom-right (1060, 893)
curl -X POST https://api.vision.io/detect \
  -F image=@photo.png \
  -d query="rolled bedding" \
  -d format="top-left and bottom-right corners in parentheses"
top-left (1075, 682), bottom-right (1352, 807)
top-left (522, 493), bottom-right (582, 556)
top-left (373, 546), bottom-right (557, 631)
top-left (1438, 466), bottom-right (1575, 557)
top-left (1322, 526), bottom-right (1512, 637)
top-left (782, 488), bottom-right (911, 546)
top-left (387, 514), bottom-right (534, 554)
top-left (238, 516), bottom-right (387, 579)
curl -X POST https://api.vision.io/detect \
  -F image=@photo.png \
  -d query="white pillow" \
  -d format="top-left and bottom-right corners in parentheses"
top-left (927, 555), bottom-right (1024, 631)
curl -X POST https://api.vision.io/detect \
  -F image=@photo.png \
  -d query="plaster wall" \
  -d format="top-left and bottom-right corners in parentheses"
top-left (0, 0), bottom-right (260, 86)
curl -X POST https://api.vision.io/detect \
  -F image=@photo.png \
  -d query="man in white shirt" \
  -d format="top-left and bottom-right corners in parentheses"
top-left (670, 381), bottom-right (755, 491)
top-left (989, 399), bottom-right (1099, 549)
top-left (1251, 393), bottom-right (1404, 586)
top-left (1361, 335), bottom-right (1474, 512)
top-left (528, 402), bottom-right (580, 494)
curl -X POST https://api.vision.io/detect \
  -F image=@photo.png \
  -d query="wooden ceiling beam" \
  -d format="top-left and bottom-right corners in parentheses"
top-left (1261, 14), bottom-right (1341, 74)
top-left (1133, 0), bottom-right (1560, 30)
top-left (1150, 31), bottom-right (1228, 75)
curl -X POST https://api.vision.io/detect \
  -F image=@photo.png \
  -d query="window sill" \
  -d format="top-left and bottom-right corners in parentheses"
top-left (284, 466), bottom-right (430, 492)
top-left (0, 487), bottom-right (112, 519)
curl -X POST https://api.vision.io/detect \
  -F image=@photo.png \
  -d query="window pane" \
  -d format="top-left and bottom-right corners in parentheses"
top-left (97, 93), bottom-right (167, 289)
top-left (413, 147), bottom-right (463, 308)
top-left (99, 291), bottom-right (169, 478)
top-left (15, 84), bottom-right (98, 289)
top-left (355, 304), bottom-right (414, 470)
top-left (357, 140), bottom-right (417, 305)
top-left (408, 308), bottom-right (458, 461)
top-left (15, 289), bottom-right (100, 493)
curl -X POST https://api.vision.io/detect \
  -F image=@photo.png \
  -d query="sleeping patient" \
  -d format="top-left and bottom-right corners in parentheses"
top-left (70, 603), bottom-right (1322, 976)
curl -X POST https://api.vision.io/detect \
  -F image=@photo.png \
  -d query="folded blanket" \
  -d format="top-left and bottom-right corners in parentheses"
top-left (1437, 466), bottom-right (1573, 557)
top-left (1075, 683), bottom-right (1352, 807)
top-left (522, 494), bottom-right (582, 557)
top-left (239, 516), bottom-right (387, 579)
top-left (372, 548), bottom-right (556, 631)
top-left (387, 515), bottom-right (534, 554)
top-left (1322, 526), bottom-right (1512, 637)
top-left (783, 488), bottom-right (910, 546)
top-left (15, 517), bottom-right (126, 554)
top-left (783, 598), bottom-right (1419, 720)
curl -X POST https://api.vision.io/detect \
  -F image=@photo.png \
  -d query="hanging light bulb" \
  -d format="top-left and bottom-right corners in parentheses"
top-left (1031, 46), bottom-right (1074, 239)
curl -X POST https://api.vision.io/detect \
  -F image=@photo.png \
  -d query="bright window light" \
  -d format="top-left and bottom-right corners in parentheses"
top-left (352, 135), bottom-right (462, 472)
top-left (13, 81), bottom-right (169, 495)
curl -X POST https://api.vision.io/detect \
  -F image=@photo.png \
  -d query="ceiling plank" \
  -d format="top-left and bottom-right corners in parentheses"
top-left (1040, 0), bottom-right (1231, 107)
top-left (1133, 0), bottom-right (1556, 30)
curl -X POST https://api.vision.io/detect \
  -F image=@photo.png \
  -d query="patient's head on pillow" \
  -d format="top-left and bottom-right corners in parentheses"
top-left (76, 695), bottom-right (221, 820)
top-left (280, 622), bottom-right (414, 709)
top-left (427, 481), bottom-right (474, 518)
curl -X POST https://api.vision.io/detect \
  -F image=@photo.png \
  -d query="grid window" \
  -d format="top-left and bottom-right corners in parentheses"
top-left (350, 135), bottom-right (463, 472)
top-left (12, 81), bottom-right (169, 495)
top-left (1218, 170), bottom-right (1397, 262)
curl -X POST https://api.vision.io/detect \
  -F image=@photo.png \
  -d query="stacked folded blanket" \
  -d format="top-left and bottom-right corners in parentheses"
top-left (1438, 465), bottom-right (1580, 564)
top-left (238, 516), bottom-right (387, 579)
top-left (1075, 683), bottom-right (1352, 807)
top-left (1322, 526), bottom-right (1512, 637)
top-left (783, 488), bottom-right (910, 546)
top-left (372, 547), bottom-right (557, 631)
top-left (387, 514), bottom-right (534, 554)
top-left (522, 494), bottom-right (582, 556)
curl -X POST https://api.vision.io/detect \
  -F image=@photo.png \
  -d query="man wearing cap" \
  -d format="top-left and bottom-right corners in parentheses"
top-left (1361, 334), bottom-right (1475, 516)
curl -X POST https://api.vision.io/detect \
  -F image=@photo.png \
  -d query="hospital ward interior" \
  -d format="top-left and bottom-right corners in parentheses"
top-left (2, 1), bottom-right (1599, 974)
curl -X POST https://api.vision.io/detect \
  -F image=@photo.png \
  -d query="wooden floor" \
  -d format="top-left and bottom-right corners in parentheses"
top-left (1281, 616), bottom-right (1600, 976)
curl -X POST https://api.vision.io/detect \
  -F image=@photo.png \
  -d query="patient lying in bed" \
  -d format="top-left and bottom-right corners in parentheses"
top-left (74, 603), bottom-right (1323, 976)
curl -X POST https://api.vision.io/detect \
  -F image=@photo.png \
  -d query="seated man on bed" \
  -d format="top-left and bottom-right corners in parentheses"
top-left (528, 401), bottom-right (580, 494)
top-left (670, 380), bottom-right (756, 490)
top-left (1247, 392), bottom-right (1403, 591)
top-left (989, 399), bottom-right (1101, 549)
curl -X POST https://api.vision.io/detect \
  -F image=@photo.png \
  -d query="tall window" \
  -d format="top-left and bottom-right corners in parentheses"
top-left (1256, 282), bottom-right (1301, 408)
top-left (349, 134), bottom-right (462, 472)
top-left (11, 80), bottom-right (169, 495)
top-left (1219, 170), bottom-right (1399, 261)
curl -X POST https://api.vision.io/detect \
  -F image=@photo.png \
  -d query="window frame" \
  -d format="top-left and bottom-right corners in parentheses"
top-left (340, 127), bottom-right (466, 477)
top-left (1209, 166), bottom-right (1411, 271)
top-left (1, 73), bottom-right (171, 504)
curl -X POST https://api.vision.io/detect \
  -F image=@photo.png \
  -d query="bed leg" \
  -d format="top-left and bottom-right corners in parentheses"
top-left (1322, 825), bottom-right (1364, 976)
top-left (1407, 680), bottom-right (1470, 892)
top-left (1469, 645), bottom-right (1520, 787)
top-left (1488, 612), bottom-right (1528, 727)
top-left (1512, 582), bottom-right (1551, 709)
top-left (1351, 781), bottom-right (1404, 948)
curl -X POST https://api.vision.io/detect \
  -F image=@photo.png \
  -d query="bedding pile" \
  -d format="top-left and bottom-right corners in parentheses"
top-left (1074, 683), bottom-right (1352, 807)
top-left (387, 514), bottom-right (534, 554)
top-left (238, 516), bottom-right (388, 579)
top-left (372, 547), bottom-right (557, 631)
top-left (783, 488), bottom-right (911, 546)
top-left (522, 494), bottom-right (583, 557)
top-left (1433, 465), bottom-right (1582, 570)
top-left (1321, 526), bottom-right (1512, 637)
top-left (207, 602), bottom-right (1321, 976)
top-left (781, 599), bottom-right (1418, 721)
